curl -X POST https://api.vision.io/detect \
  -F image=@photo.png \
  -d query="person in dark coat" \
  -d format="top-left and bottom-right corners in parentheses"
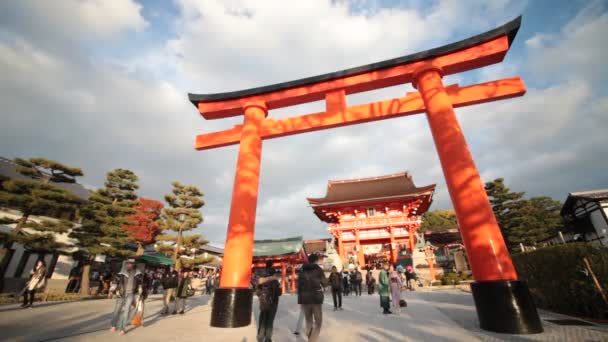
top-left (255, 261), bottom-right (281, 342)
top-left (298, 254), bottom-right (328, 342)
top-left (341, 269), bottom-right (350, 296)
top-left (160, 267), bottom-right (178, 315)
top-left (175, 269), bottom-right (192, 314)
top-left (352, 267), bottom-right (363, 296)
top-left (328, 266), bottom-right (342, 311)
top-left (366, 269), bottom-right (376, 295)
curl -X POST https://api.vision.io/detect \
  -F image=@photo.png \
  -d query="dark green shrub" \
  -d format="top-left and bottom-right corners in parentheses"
top-left (513, 243), bottom-right (608, 319)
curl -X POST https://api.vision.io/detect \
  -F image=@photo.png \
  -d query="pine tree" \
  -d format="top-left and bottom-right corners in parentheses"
top-left (421, 210), bottom-right (460, 232)
top-left (0, 157), bottom-right (83, 232)
top-left (0, 158), bottom-right (82, 253)
top-left (157, 181), bottom-right (205, 270)
top-left (501, 196), bottom-right (563, 248)
top-left (69, 169), bottom-right (139, 294)
top-left (156, 233), bottom-right (212, 268)
top-left (485, 178), bottom-right (564, 250)
top-left (123, 197), bottom-right (163, 255)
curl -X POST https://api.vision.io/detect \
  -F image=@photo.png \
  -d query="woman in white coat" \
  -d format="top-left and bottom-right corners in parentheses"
top-left (22, 260), bottom-right (47, 308)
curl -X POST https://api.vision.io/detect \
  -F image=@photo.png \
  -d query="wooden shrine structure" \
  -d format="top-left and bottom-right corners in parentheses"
top-left (188, 16), bottom-right (542, 334)
top-left (251, 236), bottom-right (308, 294)
top-left (308, 172), bottom-right (435, 267)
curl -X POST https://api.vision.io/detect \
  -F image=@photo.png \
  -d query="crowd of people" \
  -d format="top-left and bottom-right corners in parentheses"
top-left (18, 254), bottom-right (418, 340)
top-left (253, 254), bottom-right (419, 342)
top-left (108, 259), bottom-right (221, 335)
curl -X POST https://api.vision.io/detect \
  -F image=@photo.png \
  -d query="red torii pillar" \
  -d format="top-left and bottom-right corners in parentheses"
top-left (192, 17), bottom-right (541, 334)
top-left (291, 264), bottom-right (296, 293)
top-left (354, 229), bottom-right (365, 268)
top-left (280, 263), bottom-right (287, 294)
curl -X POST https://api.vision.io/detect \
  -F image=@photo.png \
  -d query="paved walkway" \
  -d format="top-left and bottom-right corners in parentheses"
top-left (0, 290), bottom-right (606, 341)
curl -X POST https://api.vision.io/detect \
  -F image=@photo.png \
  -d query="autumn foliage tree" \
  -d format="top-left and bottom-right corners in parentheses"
top-left (123, 197), bottom-right (163, 255)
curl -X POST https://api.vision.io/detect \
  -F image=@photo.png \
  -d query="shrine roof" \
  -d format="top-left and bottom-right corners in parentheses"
top-left (307, 172), bottom-right (435, 207)
top-left (253, 236), bottom-right (305, 258)
top-left (189, 16), bottom-right (520, 106)
top-left (561, 189), bottom-right (608, 219)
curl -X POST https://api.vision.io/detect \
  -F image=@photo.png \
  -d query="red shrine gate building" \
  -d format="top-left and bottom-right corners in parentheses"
top-left (308, 172), bottom-right (435, 268)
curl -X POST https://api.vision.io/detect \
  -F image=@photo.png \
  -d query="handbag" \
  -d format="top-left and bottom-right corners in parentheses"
top-left (131, 298), bottom-right (144, 327)
top-left (186, 286), bottom-right (195, 297)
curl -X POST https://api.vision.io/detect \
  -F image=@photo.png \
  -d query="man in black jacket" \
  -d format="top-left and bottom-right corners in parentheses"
top-left (328, 266), bottom-right (342, 311)
top-left (298, 254), bottom-right (328, 342)
top-left (160, 267), bottom-right (179, 315)
top-left (255, 261), bottom-right (281, 342)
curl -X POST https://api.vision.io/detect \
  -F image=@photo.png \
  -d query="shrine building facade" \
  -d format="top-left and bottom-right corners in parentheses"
top-left (307, 172), bottom-right (435, 268)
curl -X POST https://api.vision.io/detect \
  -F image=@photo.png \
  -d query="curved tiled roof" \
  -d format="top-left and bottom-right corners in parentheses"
top-left (307, 172), bottom-right (435, 206)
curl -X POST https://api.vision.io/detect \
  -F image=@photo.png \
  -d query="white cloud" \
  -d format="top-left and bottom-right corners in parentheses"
top-left (1, 0), bottom-right (606, 247)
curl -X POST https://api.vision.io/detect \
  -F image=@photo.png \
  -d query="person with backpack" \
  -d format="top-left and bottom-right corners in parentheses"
top-left (160, 267), bottom-right (178, 315)
top-left (328, 266), bottom-right (342, 311)
top-left (352, 267), bottom-right (363, 296)
top-left (255, 261), bottom-right (281, 342)
top-left (298, 253), bottom-right (328, 342)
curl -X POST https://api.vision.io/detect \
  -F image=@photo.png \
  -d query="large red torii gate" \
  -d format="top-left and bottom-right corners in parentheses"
top-left (189, 16), bottom-right (542, 334)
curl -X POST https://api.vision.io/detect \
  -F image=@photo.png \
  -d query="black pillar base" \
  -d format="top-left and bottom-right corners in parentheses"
top-left (471, 280), bottom-right (543, 334)
top-left (210, 288), bottom-right (253, 328)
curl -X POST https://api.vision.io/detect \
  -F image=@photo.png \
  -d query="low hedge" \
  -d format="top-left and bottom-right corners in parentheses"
top-left (0, 292), bottom-right (105, 305)
top-left (513, 243), bottom-right (608, 319)
top-left (438, 272), bottom-right (472, 285)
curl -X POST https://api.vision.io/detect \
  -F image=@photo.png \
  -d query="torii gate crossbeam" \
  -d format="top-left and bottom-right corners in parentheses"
top-left (189, 16), bottom-right (542, 334)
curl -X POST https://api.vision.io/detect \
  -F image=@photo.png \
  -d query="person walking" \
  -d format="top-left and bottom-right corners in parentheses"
top-left (256, 261), bottom-right (281, 342)
top-left (389, 264), bottom-right (403, 313)
top-left (298, 253), bottom-right (328, 342)
top-left (110, 259), bottom-right (143, 335)
top-left (175, 269), bottom-right (192, 315)
top-left (366, 269), bottom-right (375, 295)
top-left (341, 269), bottom-right (350, 296)
top-left (160, 267), bottom-right (178, 315)
top-left (328, 266), bottom-right (342, 311)
top-left (353, 267), bottom-right (363, 296)
top-left (378, 263), bottom-right (391, 314)
top-left (405, 266), bottom-right (416, 291)
top-left (293, 307), bottom-right (305, 336)
top-left (21, 260), bottom-right (47, 308)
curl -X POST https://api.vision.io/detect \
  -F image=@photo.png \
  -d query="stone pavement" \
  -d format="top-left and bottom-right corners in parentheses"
top-left (0, 290), bottom-right (606, 341)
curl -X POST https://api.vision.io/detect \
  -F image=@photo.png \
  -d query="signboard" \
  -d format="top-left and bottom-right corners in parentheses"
top-left (362, 244), bottom-right (382, 254)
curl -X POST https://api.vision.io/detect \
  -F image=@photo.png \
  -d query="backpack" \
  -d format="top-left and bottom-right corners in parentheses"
top-left (257, 280), bottom-right (279, 311)
top-left (355, 271), bottom-right (362, 282)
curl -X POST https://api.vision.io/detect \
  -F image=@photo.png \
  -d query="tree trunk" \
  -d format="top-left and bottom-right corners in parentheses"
top-left (80, 256), bottom-right (93, 296)
top-left (173, 225), bottom-right (183, 271)
top-left (13, 213), bottom-right (30, 233)
top-left (136, 243), bottom-right (145, 256)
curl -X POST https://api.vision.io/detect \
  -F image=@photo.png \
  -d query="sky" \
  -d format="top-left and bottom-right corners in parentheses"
top-left (1, 0), bottom-right (607, 247)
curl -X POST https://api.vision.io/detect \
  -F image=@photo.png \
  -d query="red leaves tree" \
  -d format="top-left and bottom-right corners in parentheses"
top-left (123, 197), bottom-right (164, 255)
